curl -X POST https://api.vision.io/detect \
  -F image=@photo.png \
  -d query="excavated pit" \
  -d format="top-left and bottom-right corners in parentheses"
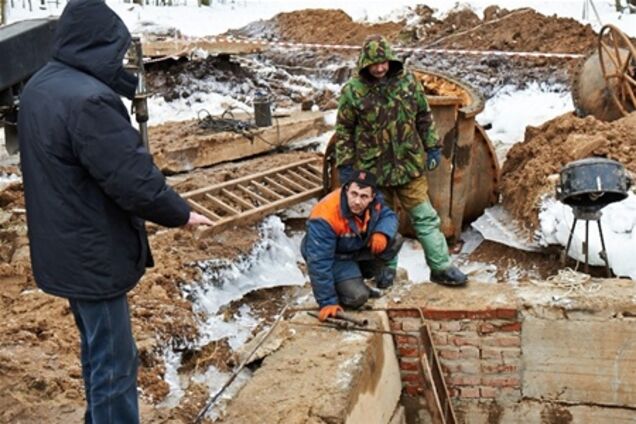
top-left (1, 4), bottom-right (636, 424)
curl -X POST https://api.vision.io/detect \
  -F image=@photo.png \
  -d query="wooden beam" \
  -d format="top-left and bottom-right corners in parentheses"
top-left (287, 169), bottom-right (317, 188)
top-left (264, 177), bottom-right (297, 196)
top-left (205, 193), bottom-right (241, 215)
top-left (237, 184), bottom-right (270, 206)
top-left (187, 199), bottom-right (220, 221)
top-left (221, 188), bottom-right (254, 210)
top-left (252, 181), bottom-right (284, 200)
top-left (296, 166), bottom-right (323, 184)
top-left (306, 163), bottom-right (323, 175)
top-left (276, 174), bottom-right (307, 192)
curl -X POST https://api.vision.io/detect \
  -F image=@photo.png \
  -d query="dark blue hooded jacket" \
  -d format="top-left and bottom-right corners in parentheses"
top-left (17, 0), bottom-right (190, 300)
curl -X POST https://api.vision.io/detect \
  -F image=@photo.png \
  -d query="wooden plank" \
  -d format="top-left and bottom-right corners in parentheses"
top-left (287, 169), bottom-right (318, 188)
top-left (237, 184), bottom-right (270, 206)
top-left (306, 163), bottom-right (323, 176)
top-left (182, 158), bottom-right (319, 198)
top-left (264, 177), bottom-right (297, 196)
top-left (275, 174), bottom-right (307, 193)
top-left (420, 325), bottom-right (457, 424)
top-left (221, 188), bottom-right (254, 210)
top-left (252, 181), bottom-right (284, 200)
top-left (205, 193), bottom-right (241, 215)
top-left (199, 186), bottom-right (323, 238)
top-left (296, 166), bottom-right (323, 184)
top-left (187, 199), bottom-right (220, 221)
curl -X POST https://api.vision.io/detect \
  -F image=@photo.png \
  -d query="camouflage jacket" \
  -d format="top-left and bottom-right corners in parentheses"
top-left (334, 36), bottom-right (439, 187)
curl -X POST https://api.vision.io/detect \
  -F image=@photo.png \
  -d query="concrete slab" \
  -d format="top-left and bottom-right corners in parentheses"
top-left (218, 312), bottom-right (401, 424)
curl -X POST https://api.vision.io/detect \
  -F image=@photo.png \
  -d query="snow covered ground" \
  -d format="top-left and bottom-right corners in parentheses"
top-left (6, 0), bottom-right (636, 39)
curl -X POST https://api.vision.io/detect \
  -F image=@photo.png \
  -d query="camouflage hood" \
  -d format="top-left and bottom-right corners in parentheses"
top-left (357, 35), bottom-right (403, 81)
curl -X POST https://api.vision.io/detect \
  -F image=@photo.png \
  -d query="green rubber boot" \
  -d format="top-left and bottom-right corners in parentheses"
top-left (408, 202), bottom-right (452, 272)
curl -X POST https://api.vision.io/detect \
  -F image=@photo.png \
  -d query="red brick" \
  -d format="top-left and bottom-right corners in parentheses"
top-left (480, 386), bottom-right (497, 399)
top-left (451, 335), bottom-right (481, 347)
top-left (438, 348), bottom-right (460, 360)
top-left (501, 348), bottom-right (521, 360)
top-left (399, 347), bottom-right (419, 357)
top-left (458, 346), bottom-right (480, 359)
top-left (466, 310), bottom-right (499, 319)
top-left (480, 347), bottom-right (502, 360)
top-left (439, 321), bottom-right (461, 332)
top-left (481, 376), bottom-right (521, 388)
top-left (459, 387), bottom-right (480, 398)
top-left (395, 335), bottom-right (417, 345)
top-left (478, 323), bottom-right (496, 334)
top-left (389, 320), bottom-right (402, 331)
top-left (401, 318), bottom-right (423, 332)
top-left (496, 308), bottom-right (518, 319)
top-left (432, 333), bottom-right (448, 346)
top-left (388, 309), bottom-right (420, 318)
top-left (483, 336), bottom-right (521, 348)
top-left (481, 362), bottom-right (519, 374)
top-left (499, 322), bottom-right (522, 332)
top-left (440, 360), bottom-right (462, 373)
top-left (399, 358), bottom-right (420, 372)
top-left (449, 374), bottom-right (480, 386)
top-left (422, 309), bottom-right (467, 320)
top-left (401, 373), bottom-right (424, 384)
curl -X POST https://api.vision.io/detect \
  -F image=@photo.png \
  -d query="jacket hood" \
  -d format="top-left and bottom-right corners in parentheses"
top-left (52, 0), bottom-right (138, 99)
top-left (357, 35), bottom-right (403, 81)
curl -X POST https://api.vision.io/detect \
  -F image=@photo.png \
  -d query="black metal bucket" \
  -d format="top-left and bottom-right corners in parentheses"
top-left (253, 95), bottom-right (272, 127)
top-left (557, 157), bottom-right (632, 208)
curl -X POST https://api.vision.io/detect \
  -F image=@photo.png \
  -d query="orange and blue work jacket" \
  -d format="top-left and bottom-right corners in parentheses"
top-left (301, 188), bottom-right (398, 307)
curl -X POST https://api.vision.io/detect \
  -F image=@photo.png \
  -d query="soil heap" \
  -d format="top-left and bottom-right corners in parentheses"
top-left (500, 112), bottom-right (636, 230)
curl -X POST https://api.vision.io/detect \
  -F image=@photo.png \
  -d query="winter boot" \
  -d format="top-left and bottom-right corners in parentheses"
top-left (430, 265), bottom-right (467, 286)
top-left (375, 267), bottom-right (396, 289)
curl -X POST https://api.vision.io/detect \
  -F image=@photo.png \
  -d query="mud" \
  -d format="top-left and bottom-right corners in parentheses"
top-left (0, 151), bottom-right (310, 423)
top-left (500, 112), bottom-right (636, 230)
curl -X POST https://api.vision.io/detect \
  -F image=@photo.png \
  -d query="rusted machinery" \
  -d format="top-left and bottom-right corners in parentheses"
top-left (324, 69), bottom-right (500, 241)
top-left (572, 24), bottom-right (636, 121)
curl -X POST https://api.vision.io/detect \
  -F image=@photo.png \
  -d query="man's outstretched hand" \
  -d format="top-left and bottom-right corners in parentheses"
top-left (186, 211), bottom-right (214, 226)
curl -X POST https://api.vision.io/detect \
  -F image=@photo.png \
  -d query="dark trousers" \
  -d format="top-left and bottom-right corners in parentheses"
top-left (69, 294), bottom-right (139, 424)
top-left (333, 234), bottom-right (404, 308)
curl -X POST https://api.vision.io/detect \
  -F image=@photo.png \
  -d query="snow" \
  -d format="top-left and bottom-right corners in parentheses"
top-left (7, 1), bottom-right (636, 39)
top-left (538, 193), bottom-right (636, 279)
top-left (477, 83), bottom-right (573, 162)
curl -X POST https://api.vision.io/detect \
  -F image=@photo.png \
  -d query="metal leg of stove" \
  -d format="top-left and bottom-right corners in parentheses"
top-left (597, 220), bottom-right (613, 278)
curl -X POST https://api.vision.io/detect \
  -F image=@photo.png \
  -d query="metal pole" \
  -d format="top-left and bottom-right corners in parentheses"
top-left (584, 219), bottom-right (590, 274)
top-left (597, 220), bottom-right (613, 277)
top-left (562, 218), bottom-right (578, 267)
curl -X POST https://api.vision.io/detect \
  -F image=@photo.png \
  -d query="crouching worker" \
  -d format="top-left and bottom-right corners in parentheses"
top-left (301, 170), bottom-right (404, 321)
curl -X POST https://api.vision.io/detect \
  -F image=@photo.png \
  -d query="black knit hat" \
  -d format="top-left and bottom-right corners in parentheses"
top-left (348, 169), bottom-right (377, 191)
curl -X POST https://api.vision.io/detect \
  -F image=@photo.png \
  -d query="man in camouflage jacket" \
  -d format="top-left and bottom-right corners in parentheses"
top-left (334, 35), bottom-right (467, 286)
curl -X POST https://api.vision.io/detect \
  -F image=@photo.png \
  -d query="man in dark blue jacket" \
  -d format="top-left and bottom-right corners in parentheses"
top-left (301, 170), bottom-right (403, 321)
top-left (17, 0), bottom-right (212, 422)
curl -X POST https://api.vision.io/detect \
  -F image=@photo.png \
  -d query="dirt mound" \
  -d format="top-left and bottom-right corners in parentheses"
top-left (500, 112), bottom-right (636, 230)
top-left (416, 8), bottom-right (596, 54)
top-left (229, 9), bottom-right (403, 46)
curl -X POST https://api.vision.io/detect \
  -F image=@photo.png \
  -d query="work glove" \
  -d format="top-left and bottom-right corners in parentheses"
top-left (369, 233), bottom-right (388, 255)
top-left (426, 147), bottom-right (441, 171)
top-left (338, 165), bottom-right (354, 186)
top-left (319, 304), bottom-right (343, 321)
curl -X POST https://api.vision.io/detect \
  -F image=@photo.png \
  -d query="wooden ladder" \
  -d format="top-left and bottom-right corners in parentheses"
top-left (182, 157), bottom-right (324, 237)
top-left (419, 324), bottom-right (457, 424)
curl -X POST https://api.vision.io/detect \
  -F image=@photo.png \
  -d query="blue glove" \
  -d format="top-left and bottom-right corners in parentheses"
top-left (338, 165), bottom-right (354, 186)
top-left (426, 148), bottom-right (441, 171)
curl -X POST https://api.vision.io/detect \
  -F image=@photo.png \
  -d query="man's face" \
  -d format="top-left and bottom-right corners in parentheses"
top-left (368, 61), bottom-right (389, 79)
top-left (346, 182), bottom-right (375, 215)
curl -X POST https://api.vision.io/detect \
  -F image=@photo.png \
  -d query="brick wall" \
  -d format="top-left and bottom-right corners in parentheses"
top-left (388, 308), bottom-right (522, 401)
